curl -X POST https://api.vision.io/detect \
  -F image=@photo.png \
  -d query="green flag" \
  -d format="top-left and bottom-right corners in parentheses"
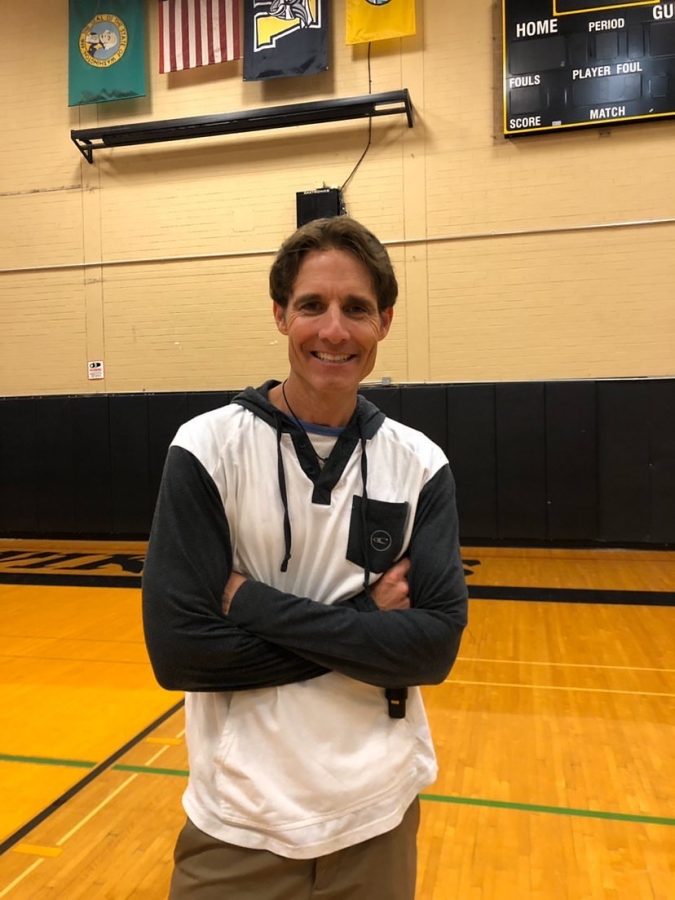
top-left (68, 1), bottom-right (146, 106)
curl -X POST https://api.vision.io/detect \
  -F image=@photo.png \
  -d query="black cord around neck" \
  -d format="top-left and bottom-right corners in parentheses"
top-left (281, 381), bottom-right (329, 463)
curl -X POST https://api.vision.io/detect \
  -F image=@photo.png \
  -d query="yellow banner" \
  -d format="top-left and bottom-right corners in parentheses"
top-left (346, 0), bottom-right (416, 45)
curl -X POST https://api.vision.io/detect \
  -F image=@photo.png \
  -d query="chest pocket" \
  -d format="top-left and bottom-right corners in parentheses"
top-left (346, 496), bottom-right (410, 574)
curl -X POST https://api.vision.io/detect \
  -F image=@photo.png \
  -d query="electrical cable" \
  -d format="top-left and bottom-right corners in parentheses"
top-left (340, 43), bottom-right (373, 195)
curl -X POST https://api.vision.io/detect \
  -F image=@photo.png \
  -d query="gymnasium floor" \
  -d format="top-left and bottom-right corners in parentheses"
top-left (0, 541), bottom-right (674, 898)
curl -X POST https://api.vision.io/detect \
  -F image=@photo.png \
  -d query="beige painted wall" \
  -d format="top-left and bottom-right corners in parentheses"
top-left (1, 0), bottom-right (674, 397)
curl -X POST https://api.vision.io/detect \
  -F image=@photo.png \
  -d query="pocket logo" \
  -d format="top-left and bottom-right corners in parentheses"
top-left (370, 530), bottom-right (393, 552)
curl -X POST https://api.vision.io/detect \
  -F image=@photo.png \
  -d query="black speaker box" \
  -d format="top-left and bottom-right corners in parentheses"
top-left (296, 188), bottom-right (344, 227)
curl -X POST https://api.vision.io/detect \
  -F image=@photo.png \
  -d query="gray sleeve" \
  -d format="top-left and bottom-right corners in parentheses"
top-left (227, 465), bottom-right (468, 687)
top-left (142, 445), bottom-right (330, 691)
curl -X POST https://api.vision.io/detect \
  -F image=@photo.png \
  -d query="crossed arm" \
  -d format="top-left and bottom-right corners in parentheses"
top-left (142, 446), bottom-right (467, 692)
top-left (222, 558), bottom-right (412, 616)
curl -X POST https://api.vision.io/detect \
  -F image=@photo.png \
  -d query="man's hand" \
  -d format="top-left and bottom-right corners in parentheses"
top-left (222, 571), bottom-right (247, 615)
top-left (223, 558), bottom-right (411, 616)
top-left (371, 558), bottom-right (411, 611)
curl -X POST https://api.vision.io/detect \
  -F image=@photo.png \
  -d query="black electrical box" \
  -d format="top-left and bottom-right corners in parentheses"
top-left (296, 188), bottom-right (344, 227)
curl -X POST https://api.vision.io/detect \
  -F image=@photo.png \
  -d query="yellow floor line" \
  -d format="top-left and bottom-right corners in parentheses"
top-left (0, 712), bottom-right (184, 896)
top-left (55, 773), bottom-right (139, 847)
top-left (457, 656), bottom-right (675, 673)
top-left (12, 844), bottom-right (63, 858)
top-left (143, 746), bottom-right (175, 766)
top-left (446, 679), bottom-right (675, 698)
top-left (54, 744), bottom-right (173, 847)
top-left (0, 858), bottom-right (45, 898)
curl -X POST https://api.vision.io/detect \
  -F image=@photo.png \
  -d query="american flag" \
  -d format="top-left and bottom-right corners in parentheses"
top-left (159, 0), bottom-right (241, 73)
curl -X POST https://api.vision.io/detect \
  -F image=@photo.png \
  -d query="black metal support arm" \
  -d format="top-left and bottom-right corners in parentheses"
top-left (70, 89), bottom-right (414, 163)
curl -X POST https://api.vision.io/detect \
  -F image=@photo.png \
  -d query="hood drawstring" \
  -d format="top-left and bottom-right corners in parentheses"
top-left (359, 433), bottom-right (371, 598)
top-left (276, 417), bottom-right (292, 572)
top-left (273, 401), bottom-right (372, 590)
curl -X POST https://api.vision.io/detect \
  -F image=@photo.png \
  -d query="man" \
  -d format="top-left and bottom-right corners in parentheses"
top-left (142, 216), bottom-right (468, 899)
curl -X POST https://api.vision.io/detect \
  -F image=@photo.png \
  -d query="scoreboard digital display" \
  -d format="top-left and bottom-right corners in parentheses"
top-left (502, 1), bottom-right (675, 135)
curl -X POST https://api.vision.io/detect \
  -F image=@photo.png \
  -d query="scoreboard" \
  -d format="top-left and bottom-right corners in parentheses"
top-left (502, 1), bottom-right (675, 135)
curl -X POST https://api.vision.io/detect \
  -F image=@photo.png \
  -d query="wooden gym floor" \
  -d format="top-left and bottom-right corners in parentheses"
top-left (0, 541), bottom-right (673, 898)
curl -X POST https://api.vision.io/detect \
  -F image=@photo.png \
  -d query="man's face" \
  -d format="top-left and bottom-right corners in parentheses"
top-left (273, 248), bottom-right (393, 399)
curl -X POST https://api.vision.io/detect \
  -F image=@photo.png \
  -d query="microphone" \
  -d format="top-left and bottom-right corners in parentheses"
top-left (385, 687), bottom-right (408, 719)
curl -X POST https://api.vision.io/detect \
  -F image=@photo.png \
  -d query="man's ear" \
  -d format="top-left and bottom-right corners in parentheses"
top-left (273, 302), bottom-right (288, 335)
top-left (378, 306), bottom-right (394, 340)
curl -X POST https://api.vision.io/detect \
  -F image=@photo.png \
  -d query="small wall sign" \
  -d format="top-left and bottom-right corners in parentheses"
top-left (88, 360), bottom-right (105, 380)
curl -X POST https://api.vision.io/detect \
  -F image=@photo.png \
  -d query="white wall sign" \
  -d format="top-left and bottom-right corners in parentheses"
top-left (88, 360), bottom-right (105, 380)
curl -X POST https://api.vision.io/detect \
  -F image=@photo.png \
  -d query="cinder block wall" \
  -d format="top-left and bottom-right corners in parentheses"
top-left (1, 0), bottom-right (674, 396)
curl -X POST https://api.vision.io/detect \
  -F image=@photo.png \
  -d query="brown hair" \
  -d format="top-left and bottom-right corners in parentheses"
top-left (269, 216), bottom-right (398, 311)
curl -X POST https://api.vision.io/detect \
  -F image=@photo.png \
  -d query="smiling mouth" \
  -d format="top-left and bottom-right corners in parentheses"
top-left (311, 352), bottom-right (356, 363)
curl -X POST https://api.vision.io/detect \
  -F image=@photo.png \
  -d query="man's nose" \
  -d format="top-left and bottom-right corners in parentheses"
top-left (318, 307), bottom-right (350, 342)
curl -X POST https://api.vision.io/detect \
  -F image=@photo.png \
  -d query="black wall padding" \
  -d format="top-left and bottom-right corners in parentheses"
top-left (187, 391), bottom-right (234, 420)
top-left (109, 395), bottom-right (150, 534)
top-left (0, 399), bottom-right (38, 533)
top-left (400, 385), bottom-right (448, 452)
top-left (361, 386), bottom-right (401, 423)
top-left (1, 379), bottom-right (674, 545)
top-left (446, 384), bottom-right (498, 540)
top-left (650, 380), bottom-right (675, 542)
top-left (72, 397), bottom-right (113, 534)
top-left (496, 382), bottom-right (547, 540)
top-left (36, 397), bottom-right (76, 534)
top-left (148, 393), bottom-right (189, 515)
top-left (598, 380), bottom-right (651, 542)
top-left (545, 381), bottom-right (598, 541)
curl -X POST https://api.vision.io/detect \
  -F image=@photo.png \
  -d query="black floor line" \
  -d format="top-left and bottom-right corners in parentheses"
top-left (0, 699), bottom-right (185, 857)
top-left (468, 585), bottom-right (675, 606)
top-left (0, 573), bottom-right (141, 588)
top-left (1, 573), bottom-right (674, 606)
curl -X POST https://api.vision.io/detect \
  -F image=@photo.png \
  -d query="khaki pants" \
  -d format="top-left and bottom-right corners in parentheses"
top-left (169, 798), bottom-right (420, 900)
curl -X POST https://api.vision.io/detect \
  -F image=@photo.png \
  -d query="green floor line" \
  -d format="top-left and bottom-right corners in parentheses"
top-left (4, 752), bottom-right (674, 829)
top-left (101, 763), bottom-right (675, 829)
top-left (419, 793), bottom-right (675, 827)
top-left (0, 753), bottom-right (95, 769)
top-left (114, 763), bottom-right (190, 777)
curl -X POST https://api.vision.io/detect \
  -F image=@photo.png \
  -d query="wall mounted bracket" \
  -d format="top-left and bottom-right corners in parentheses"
top-left (70, 89), bottom-right (414, 164)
